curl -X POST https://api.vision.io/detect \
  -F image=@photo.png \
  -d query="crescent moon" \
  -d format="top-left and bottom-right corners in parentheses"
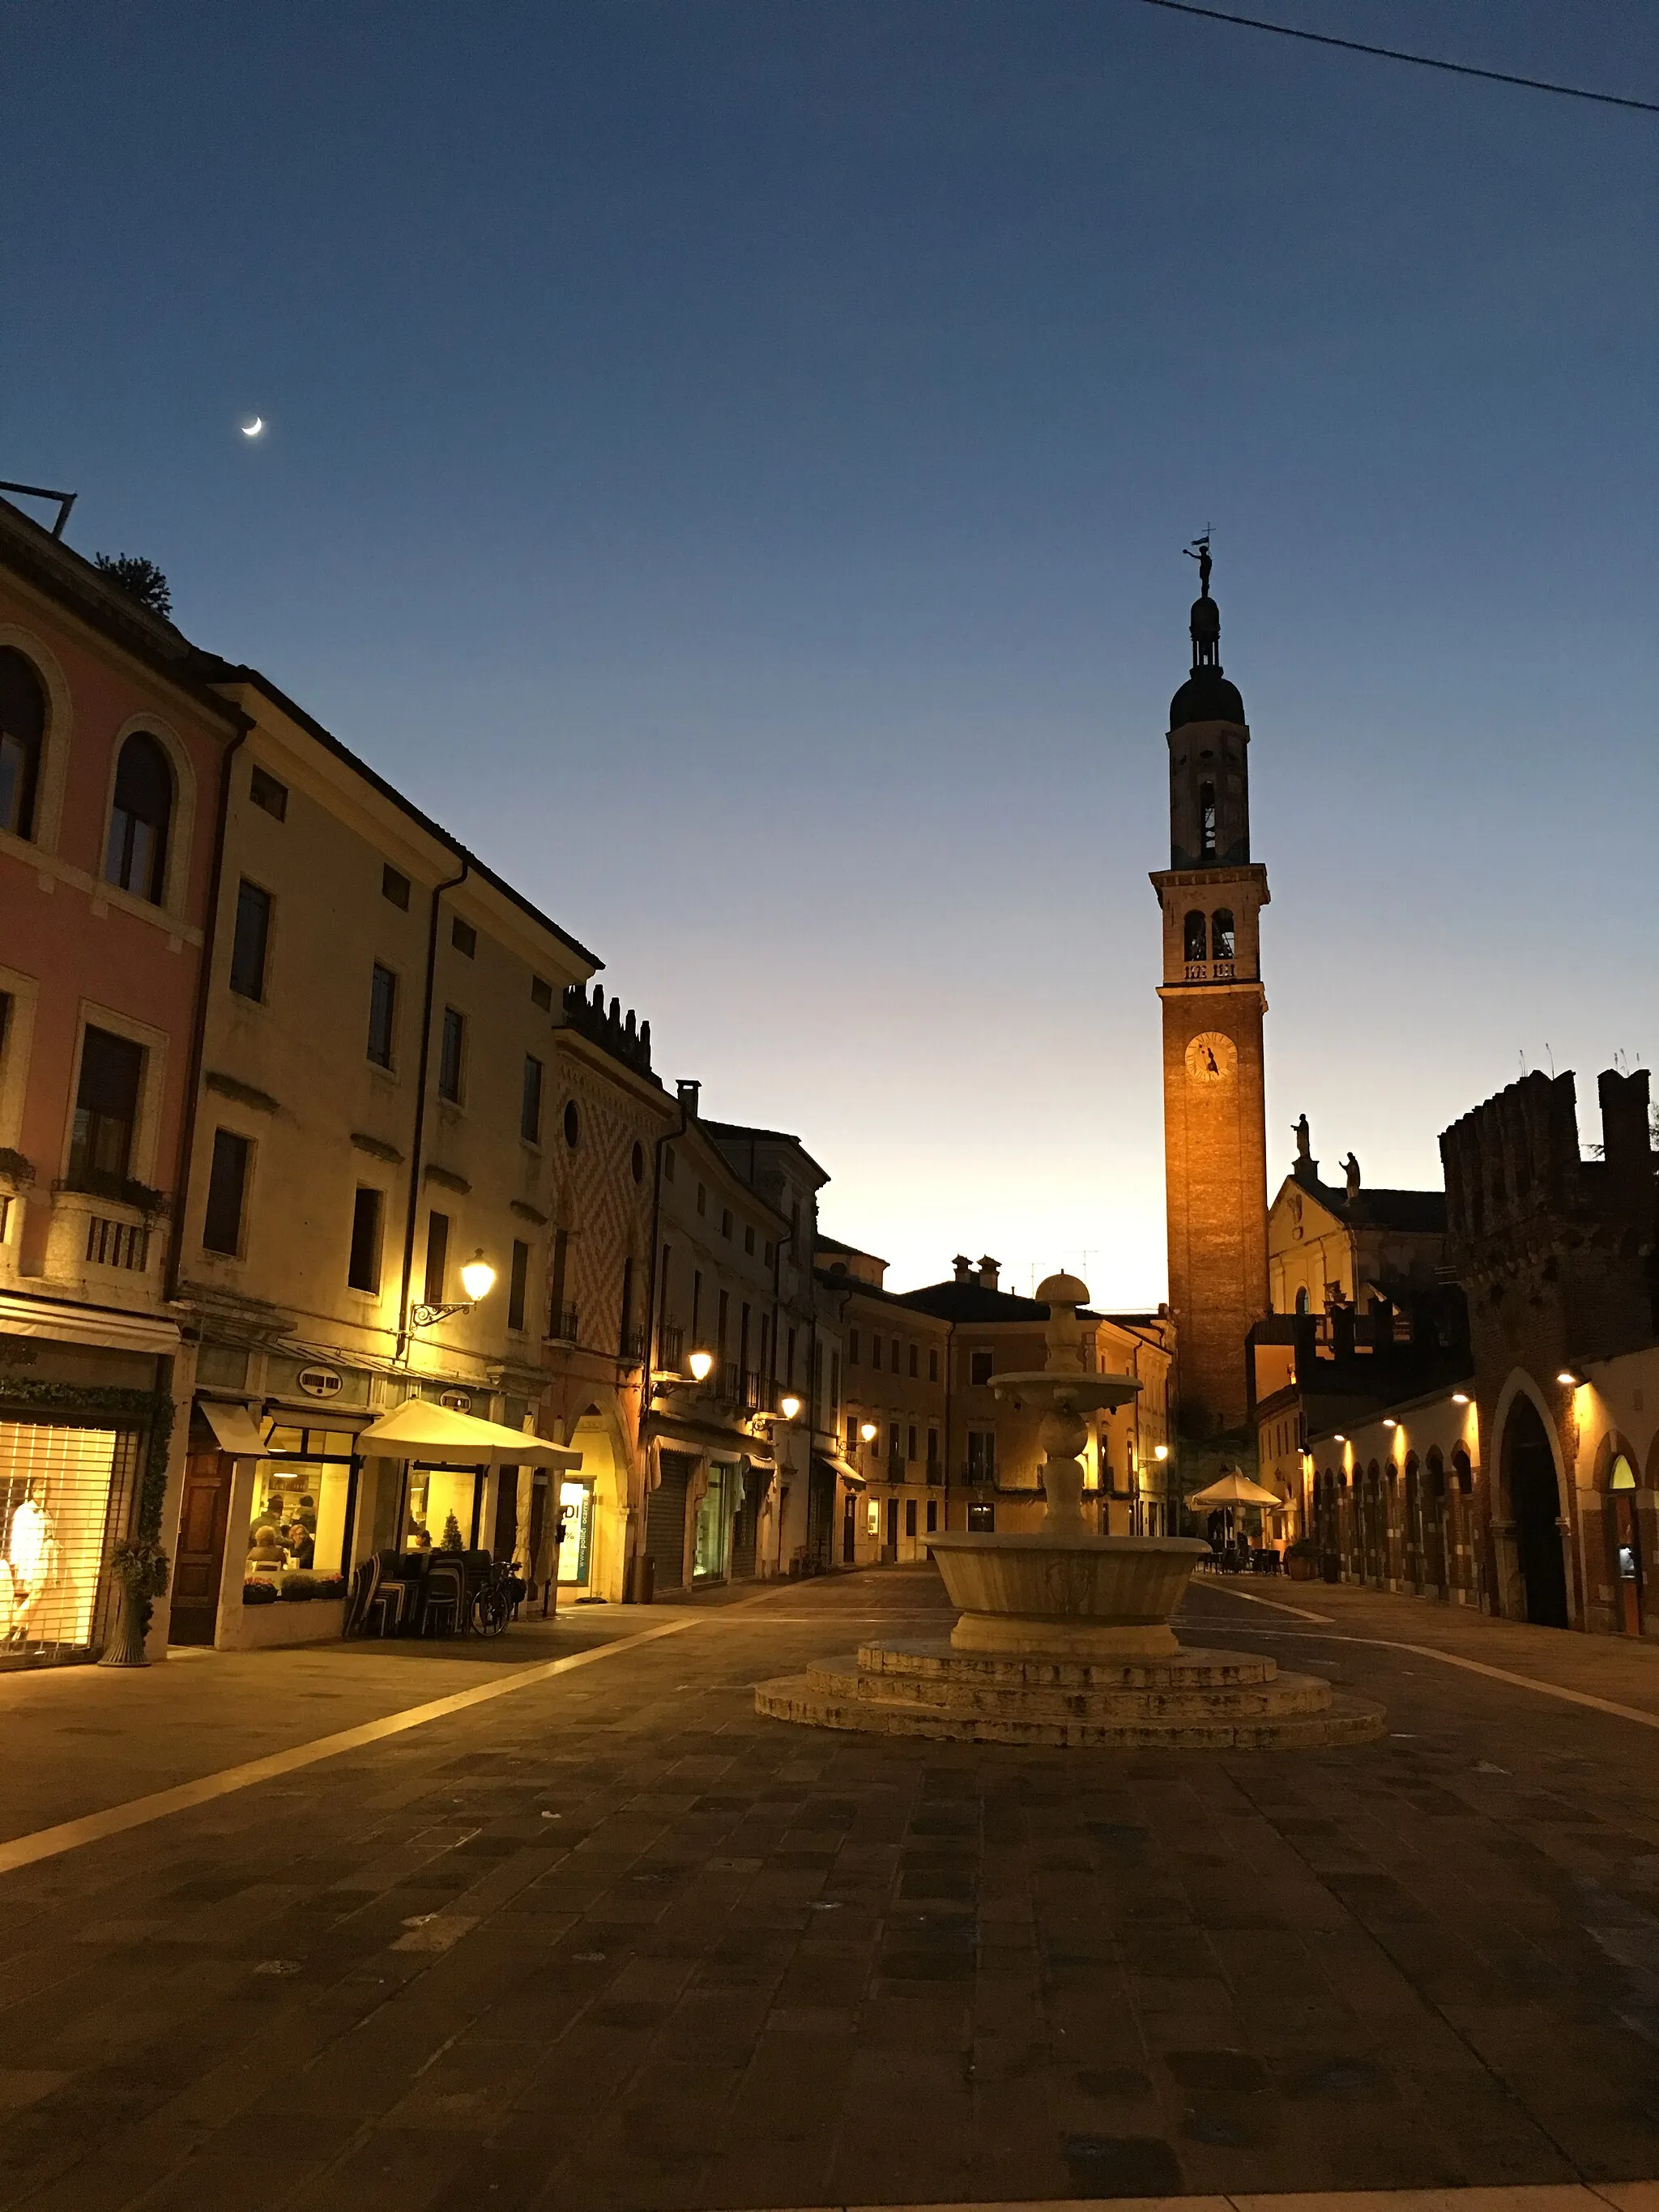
top-left (241, 417), bottom-right (264, 437)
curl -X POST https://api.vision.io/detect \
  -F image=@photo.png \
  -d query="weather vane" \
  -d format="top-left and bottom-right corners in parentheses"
top-left (1184, 529), bottom-right (1213, 599)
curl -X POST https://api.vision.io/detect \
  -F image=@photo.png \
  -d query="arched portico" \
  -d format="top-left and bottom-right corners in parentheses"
top-left (556, 1399), bottom-right (632, 1603)
top-left (1491, 1374), bottom-right (1571, 1629)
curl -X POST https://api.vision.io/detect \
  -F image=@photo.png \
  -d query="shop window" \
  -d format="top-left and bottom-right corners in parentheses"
top-left (1183, 910), bottom-right (1208, 961)
top-left (104, 731), bottom-right (173, 903)
top-left (382, 863), bottom-right (411, 910)
top-left (966, 1500), bottom-right (995, 1532)
top-left (1212, 908), bottom-right (1235, 960)
top-left (0, 646), bottom-right (46, 841)
top-left (203, 1129), bottom-right (250, 1255)
top-left (437, 1008), bottom-right (465, 1103)
top-left (1, 1421), bottom-right (137, 1660)
top-left (348, 1187), bottom-right (382, 1293)
top-left (249, 765), bottom-right (288, 821)
top-left (531, 974), bottom-right (552, 1011)
top-left (424, 1211), bottom-right (450, 1306)
top-left (229, 880), bottom-right (272, 1000)
top-left (69, 1026), bottom-right (143, 1187)
top-left (557, 1478), bottom-right (595, 1584)
top-left (367, 963), bottom-right (397, 1068)
top-left (508, 1238), bottom-right (531, 1332)
top-left (693, 1464), bottom-right (734, 1581)
top-left (970, 1350), bottom-right (993, 1386)
top-left (451, 916), bottom-right (476, 957)
top-left (249, 1427), bottom-right (356, 1580)
top-left (521, 1054), bottom-right (543, 1143)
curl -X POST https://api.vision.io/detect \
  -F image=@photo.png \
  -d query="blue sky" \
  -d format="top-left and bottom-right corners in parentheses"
top-left (7, 2), bottom-right (1657, 1302)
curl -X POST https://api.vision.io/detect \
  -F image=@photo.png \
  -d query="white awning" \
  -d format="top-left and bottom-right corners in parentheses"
top-left (198, 1400), bottom-right (268, 1457)
top-left (816, 1452), bottom-right (866, 1492)
top-left (0, 1292), bottom-right (180, 1356)
top-left (356, 1399), bottom-right (582, 1469)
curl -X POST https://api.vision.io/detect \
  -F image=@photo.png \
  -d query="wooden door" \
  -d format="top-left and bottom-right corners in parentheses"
top-left (1614, 1495), bottom-right (1644, 1635)
top-left (168, 1450), bottom-right (230, 1645)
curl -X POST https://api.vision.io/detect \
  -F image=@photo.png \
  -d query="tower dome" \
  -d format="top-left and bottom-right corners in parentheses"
top-left (1170, 547), bottom-right (1245, 729)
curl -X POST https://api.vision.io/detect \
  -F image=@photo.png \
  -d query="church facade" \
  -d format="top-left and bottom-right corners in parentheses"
top-left (1151, 553), bottom-right (1270, 1440)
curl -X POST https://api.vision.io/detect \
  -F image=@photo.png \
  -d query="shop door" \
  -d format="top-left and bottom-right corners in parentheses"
top-left (842, 1491), bottom-right (856, 1565)
top-left (1613, 1490), bottom-right (1644, 1635)
top-left (730, 1473), bottom-right (761, 1580)
top-left (884, 1496), bottom-right (898, 1562)
top-left (647, 1453), bottom-right (693, 1592)
top-left (169, 1449), bottom-right (230, 1645)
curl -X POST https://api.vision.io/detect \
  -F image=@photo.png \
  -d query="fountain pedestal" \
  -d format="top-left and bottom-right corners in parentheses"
top-left (756, 1270), bottom-right (1384, 1752)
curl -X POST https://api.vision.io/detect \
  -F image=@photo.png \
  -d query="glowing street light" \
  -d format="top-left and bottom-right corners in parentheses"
top-left (688, 1349), bottom-right (714, 1383)
top-left (410, 1248), bottom-right (496, 1330)
top-left (778, 1393), bottom-right (802, 1421)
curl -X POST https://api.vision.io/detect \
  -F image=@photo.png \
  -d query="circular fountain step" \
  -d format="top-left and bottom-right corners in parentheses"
top-left (755, 1639), bottom-right (1385, 1750)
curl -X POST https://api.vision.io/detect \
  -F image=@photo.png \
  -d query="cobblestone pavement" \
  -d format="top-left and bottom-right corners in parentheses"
top-left (0, 1567), bottom-right (1657, 2212)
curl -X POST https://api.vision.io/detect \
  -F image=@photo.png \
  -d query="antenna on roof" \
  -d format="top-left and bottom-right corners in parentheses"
top-left (0, 479), bottom-right (77, 539)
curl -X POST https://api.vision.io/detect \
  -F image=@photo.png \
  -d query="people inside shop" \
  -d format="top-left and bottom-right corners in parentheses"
top-left (246, 1522), bottom-right (285, 1575)
top-left (407, 1525), bottom-right (433, 1554)
top-left (285, 1520), bottom-right (315, 1569)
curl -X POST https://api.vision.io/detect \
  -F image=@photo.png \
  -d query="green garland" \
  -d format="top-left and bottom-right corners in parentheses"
top-left (0, 1381), bottom-right (175, 1539)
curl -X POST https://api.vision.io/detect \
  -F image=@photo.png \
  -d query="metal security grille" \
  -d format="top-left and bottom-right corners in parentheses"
top-left (646, 1452), bottom-right (693, 1592)
top-left (0, 1421), bottom-right (139, 1665)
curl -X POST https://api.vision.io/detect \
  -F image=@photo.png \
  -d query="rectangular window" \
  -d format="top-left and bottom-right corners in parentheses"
top-left (744, 1224), bottom-right (755, 1255)
top-left (926, 1499), bottom-right (937, 1534)
top-left (907, 1424), bottom-right (918, 1463)
top-left (928, 1348), bottom-right (939, 1383)
top-left (967, 1430), bottom-right (996, 1481)
top-left (249, 765), bottom-right (288, 820)
top-left (888, 1421), bottom-right (901, 1463)
top-left (847, 1414), bottom-right (858, 1452)
top-left (69, 1026), bottom-right (143, 1185)
top-left (451, 916), bottom-right (476, 957)
top-left (717, 1288), bottom-right (730, 1358)
top-left (906, 1498), bottom-right (917, 1538)
top-left (438, 1008), bottom-right (465, 1103)
top-left (889, 1338), bottom-right (900, 1374)
top-left (382, 863), bottom-right (411, 910)
top-left (348, 1187), bottom-right (382, 1292)
top-left (830, 1352), bottom-right (840, 1414)
top-left (691, 1268), bottom-right (702, 1342)
top-left (787, 1326), bottom-right (796, 1383)
top-left (367, 964), bottom-right (397, 1068)
top-left (521, 1054), bottom-right (544, 1143)
top-left (870, 1332), bottom-right (881, 1370)
top-left (848, 1330), bottom-right (859, 1365)
top-left (696, 1183), bottom-right (706, 1216)
top-left (970, 1349), bottom-right (993, 1386)
top-left (663, 1145), bottom-right (676, 1182)
top-left (550, 1227), bottom-right (570, 1335)
top-left (928, 1426), bottom-right (939, 1465)
top-left (228, 879), bottom-right (271, 1000)
top-left (531, 974), bottom-right (552, 1011)
top-left (720, 1207), bottom-right (732, 1239)
top-left (508, 1238), bottom-right (530, 1332)
top-left (908, 1342), bottom-right (918, 1378)
top-left (424, 1210), bottom-right (449, 1306)
top-left (203, 1129), bottom-right (250, 1255)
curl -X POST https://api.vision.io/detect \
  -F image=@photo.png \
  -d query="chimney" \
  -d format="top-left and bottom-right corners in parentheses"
top-left (952, 1254), bottom-right (974, 1284)
top-left (676, 1078), bottom-right (701, 1119)
top-left (977, 1255), bottom-right (1000, 1291)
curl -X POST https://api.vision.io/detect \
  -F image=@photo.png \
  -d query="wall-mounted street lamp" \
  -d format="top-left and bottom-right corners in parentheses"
top-left (1154, 1444), bottom-right (1169, 1462)
top-left (859, 1421), bottom-right (876, 1443)
top-left (749, 1391), bottom-right (802, 1438)
top-left (410, 1249), bottom-right (495, 1330)
top-left (648, 1348), bottom-right (715, 1404)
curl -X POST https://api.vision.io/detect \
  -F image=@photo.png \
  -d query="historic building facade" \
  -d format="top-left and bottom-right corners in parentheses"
top-left (1151, 550), bottom-right (1269, 1442)
top-left (0, 493), bottom-right (242, 1663)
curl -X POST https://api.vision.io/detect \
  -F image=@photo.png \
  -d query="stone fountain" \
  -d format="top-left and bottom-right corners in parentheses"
top-left (756, 1272), bottom-right (1384, 1750)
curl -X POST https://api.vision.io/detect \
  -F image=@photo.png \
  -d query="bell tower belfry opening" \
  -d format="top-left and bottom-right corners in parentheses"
top-left (1150, 542), bottom-right (1271, 1438)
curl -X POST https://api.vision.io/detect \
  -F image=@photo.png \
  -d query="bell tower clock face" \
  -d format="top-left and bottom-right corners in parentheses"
top-left (1184, 1030), bottom-right (1237, 1085)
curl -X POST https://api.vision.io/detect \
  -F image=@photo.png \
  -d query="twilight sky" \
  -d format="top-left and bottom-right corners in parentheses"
top-left (7, 2), bottom-right (1657, 1306)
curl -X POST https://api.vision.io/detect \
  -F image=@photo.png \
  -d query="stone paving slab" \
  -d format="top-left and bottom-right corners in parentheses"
top-left (0, 1569), bottom-right (1656, 2210)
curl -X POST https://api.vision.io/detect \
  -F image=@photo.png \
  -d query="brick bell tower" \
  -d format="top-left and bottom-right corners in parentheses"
top-left (1150, 540), bottom-right (1270, 1438)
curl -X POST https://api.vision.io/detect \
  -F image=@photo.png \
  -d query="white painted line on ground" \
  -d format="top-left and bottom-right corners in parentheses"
top-left (0, 1618), bottom-right (695, 1879)
top-left (1201, 1624), bottom-right (1659, 1733)
top-left (1185, 1583), bottom-right (1334, 1624)
top-left (737, 2182), bottom-right (1659, 2212)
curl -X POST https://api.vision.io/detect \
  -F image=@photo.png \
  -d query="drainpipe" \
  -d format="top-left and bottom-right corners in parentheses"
top-left (394, 858), bottom-right (469, 1367)
top-left (166, 715), bottom-right (249, 1304)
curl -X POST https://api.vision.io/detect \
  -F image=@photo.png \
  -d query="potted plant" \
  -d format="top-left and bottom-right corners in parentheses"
top-left (243, 1579), bottom-right (279, 1606)
top-left (279, 1572), bottom-right (320, 1602)
top-left (1284, 1536), bottom-right (1320, 1583)
top-left (100, 1537), bottom-right (169, 1667)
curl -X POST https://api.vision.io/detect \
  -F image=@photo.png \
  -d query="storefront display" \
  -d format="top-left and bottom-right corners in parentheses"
top-left (0, 1421), bottom-right (134, 1663)
top-left (557, 1477), bottom-right (594, 1585)
top-left (693, 1461), bottom-right (739, 1583)
top-left (400, 1464), bottom-right (478, 1551)
top-left (249, 1424), bottom-right (356, 1580)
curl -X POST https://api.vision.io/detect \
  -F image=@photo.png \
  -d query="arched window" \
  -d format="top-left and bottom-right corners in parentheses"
top-left (104, 732), bottom-right (172, 902)
top-left (1610, 1453), bottom-right (1636, 1492)
top-left (1294, 1286), bottom-right (1309, 1314)
top-left (1183, 910), bottom-right (1207, 962)
top-left (0, 647), bottom-right (46, 842)
top-left (1211, 908), bottom-right (1235, 960)
top-left (1199, 781), bottom-right (1217, 857)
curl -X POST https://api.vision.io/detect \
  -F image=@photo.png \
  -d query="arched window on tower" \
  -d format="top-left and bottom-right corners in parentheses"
top-left (0, 647), bottom-right (47, 842)
top-left (1294, 1286), bottom-right (1309, 1315)
top-left (1183, 910), bottom-right (1207, 963)
top-left (104, 732), bottom-right (173, 903)
top-left (1199, 781), bottom-right (1217, 858)
top-left (1211, 908), bottom-right (1235, 960)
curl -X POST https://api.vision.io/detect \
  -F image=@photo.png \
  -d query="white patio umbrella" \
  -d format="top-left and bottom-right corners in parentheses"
top-left (1185, 1469), bottom-right (1282, 1511)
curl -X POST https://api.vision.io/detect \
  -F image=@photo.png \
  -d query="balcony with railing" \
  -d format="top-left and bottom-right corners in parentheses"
top-left (619, 1321), bottom-right (648, 1366)
top-left (547, 1302), bottom-right (579, 1345)
top-left (656, 1321), bottom-right (684, 1372)
top-left (41, 1174), bottom-right (168, 1303)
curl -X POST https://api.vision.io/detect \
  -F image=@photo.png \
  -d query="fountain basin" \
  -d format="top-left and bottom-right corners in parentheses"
top-left (929, 1532), bottom-right (1212, 1660)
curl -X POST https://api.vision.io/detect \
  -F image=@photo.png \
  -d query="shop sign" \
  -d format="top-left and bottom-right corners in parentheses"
top-left (297, 1367), bottom-right (344, 1400)
top-left (440, 1390), bottom-right (472, 1413)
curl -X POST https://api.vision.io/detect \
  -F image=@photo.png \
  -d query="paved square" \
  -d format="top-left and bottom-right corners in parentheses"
top-left (1, 1570), bottom-right (1657, 2211)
